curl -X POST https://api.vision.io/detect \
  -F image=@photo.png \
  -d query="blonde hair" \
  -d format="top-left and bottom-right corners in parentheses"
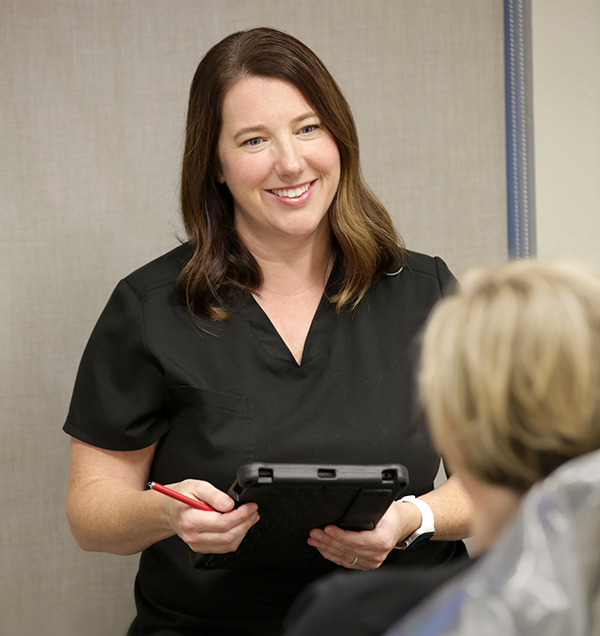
top-left (419, 259), bottom-right (600, 493)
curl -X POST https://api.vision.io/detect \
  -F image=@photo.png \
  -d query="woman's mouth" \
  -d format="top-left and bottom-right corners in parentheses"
top-left (267, 180), bottom-right (315, 206)
top-left (269, 181), bottom-right (312, 198)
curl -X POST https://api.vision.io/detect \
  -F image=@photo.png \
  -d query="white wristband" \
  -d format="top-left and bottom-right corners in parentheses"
top-left (395, 495), bottom-right (435, 550)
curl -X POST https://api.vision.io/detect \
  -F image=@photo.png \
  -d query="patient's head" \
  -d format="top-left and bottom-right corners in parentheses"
top-left (420, 259), bottom-right (600, 497)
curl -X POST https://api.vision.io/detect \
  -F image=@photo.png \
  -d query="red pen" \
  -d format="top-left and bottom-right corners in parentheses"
top-left (148, 481), bottom-right (216, 512)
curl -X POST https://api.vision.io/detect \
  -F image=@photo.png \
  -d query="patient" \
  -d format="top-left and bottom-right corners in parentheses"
top-left (284, 259), bottom-right (600, 636)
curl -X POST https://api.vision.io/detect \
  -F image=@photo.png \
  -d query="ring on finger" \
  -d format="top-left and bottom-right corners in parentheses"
top-left (350, 555), bottom-right (358, 566)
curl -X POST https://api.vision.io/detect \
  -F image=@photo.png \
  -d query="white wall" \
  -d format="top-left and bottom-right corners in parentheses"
top-left (531, 0), bottom-right (600, 272)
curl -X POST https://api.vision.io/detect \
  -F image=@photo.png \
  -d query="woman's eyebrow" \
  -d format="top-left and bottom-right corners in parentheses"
top-left (292, 111), bottom-right (318, 125)
top-left (233, 124), bottom-right (268, 142)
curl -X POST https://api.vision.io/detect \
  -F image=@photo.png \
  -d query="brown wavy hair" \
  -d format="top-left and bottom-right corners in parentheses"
top-left (177, 27), bottom-right (403, 320)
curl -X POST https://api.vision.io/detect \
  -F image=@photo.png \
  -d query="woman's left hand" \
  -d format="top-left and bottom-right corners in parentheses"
top-left (307, 500), bottom-right (421, 570)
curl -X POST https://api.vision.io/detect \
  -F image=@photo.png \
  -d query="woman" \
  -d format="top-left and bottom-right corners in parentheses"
top-left (64, 27), bottom-right (471, 636)
top-left (284, 258), bottom-right (600, 636)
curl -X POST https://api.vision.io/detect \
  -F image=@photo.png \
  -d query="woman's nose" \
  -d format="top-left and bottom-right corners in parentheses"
top-left (274, 139), bottom-right (305, 178)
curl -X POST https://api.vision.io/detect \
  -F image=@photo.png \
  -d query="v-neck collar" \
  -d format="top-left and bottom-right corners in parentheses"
top-left (239, 259), bottom-right (343, 367)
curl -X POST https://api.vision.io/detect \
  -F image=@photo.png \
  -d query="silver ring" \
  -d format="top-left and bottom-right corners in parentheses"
top-left (350, 556), bottom-right (358, 566)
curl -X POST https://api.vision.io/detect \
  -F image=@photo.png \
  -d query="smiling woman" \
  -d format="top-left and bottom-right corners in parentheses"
top-left (63, 27), bottom-right (473, 636)
top-left (216, 77), bottom-right (341, 253)
top-left (178, 28), bottom-right (403, 322)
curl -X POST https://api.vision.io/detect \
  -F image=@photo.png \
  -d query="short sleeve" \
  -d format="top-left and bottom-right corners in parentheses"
top-left (63, 279), bottom-right (169, 450)
top-left (434, 256), bottom-right (459, 297)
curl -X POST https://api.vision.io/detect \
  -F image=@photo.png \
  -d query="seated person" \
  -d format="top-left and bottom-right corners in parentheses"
top-left (389, 446), bottom-right (600, 635)
top-left (283, 258), bottom-right (600, 636)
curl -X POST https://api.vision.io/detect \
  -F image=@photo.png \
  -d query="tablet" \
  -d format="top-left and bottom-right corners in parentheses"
top-left (190, 462), bottom-right (409, 570)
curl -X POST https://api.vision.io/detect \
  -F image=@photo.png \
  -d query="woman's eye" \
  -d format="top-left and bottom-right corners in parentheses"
top-left (300, 125), bottom-right (318, 135)
top-left (243, 137), bottom-right (263, 147)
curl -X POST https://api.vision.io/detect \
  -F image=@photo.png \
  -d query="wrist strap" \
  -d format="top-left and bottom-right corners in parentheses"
top-left (395, 495), bottom-right (435, 550)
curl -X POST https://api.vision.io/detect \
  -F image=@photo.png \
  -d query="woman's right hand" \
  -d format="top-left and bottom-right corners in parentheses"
top-left (159, 479), bottom-right (260, 554)
top-left (66, 438), bottom-right (259, 556)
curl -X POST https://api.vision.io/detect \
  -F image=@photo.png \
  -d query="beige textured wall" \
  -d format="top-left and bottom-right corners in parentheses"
top-left (0, 1), bottom-right (506, 634)
top-left (532, 0), bottom-right (600, 273)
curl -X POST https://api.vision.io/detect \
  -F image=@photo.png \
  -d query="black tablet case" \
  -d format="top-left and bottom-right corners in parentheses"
top-left (191, 463), bottom-right (409, 570)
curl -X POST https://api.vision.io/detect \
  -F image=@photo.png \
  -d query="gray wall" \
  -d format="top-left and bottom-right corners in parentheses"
top-left (532, 0), bottom-right (600, 273)
top-left (0, 1), bottom-right (506, 634)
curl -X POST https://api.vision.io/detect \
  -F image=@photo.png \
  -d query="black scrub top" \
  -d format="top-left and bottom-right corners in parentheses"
top-left (64, 244), bottom-right (461, 636)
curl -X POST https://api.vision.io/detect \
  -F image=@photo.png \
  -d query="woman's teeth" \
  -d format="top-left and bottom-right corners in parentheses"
top-left (270, 182), bottom-right (311, 198)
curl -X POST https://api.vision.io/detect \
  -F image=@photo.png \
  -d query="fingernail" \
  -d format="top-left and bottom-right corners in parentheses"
top-left (324, 527), bottom-right (335, 537)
